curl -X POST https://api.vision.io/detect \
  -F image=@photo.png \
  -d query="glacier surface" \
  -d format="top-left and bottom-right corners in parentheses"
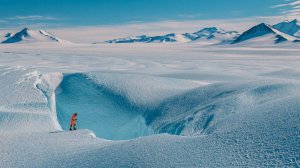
top-left (0, 43), bottom-right (299, 167)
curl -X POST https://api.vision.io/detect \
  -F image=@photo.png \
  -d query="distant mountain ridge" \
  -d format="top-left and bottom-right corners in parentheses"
top-left (106, 33), bottom-right (191, 43)
top-left (105, 27), bottom-right (240, 44)
top-left (104, 19), bottom-right (300, 45)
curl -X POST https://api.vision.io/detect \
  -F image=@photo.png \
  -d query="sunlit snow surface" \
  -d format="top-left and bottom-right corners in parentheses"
top-left (0, 43), bottom-right (300, 167)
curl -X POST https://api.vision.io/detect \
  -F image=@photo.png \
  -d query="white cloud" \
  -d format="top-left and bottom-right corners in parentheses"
top-left (271, 0), bottom-right (300, 18)
top-left (271, 4), bottom-right (290, 8)
top-left (8, 15), bottom-right (57, 21)
top-left (0, 15), bottom-right (59, 29)
top-left (290, 0), bottom-right (300, 6)
top-left (177, 13), bottom-right (203, 19)
top-left (273, 0), bottom-right (300, 7)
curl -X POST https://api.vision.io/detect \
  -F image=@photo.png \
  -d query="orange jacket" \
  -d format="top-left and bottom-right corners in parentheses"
top-left (70, 114), bottom-right (77, 125)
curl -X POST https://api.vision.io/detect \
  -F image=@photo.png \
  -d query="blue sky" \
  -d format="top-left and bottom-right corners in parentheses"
top-left (0, 0), bottom-right (292, 28)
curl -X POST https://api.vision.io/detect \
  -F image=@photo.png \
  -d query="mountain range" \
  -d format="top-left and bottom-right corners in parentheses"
top-left (105, 27), bottom-right (239, 44)
top-left (1, 19), bottom-right (300, 46)
top-left (105, 19), bottom-right (300, 45)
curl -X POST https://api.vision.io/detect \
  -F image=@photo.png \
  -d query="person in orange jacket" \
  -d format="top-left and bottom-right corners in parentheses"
top-left (70, 112), bottom-right (78, 131)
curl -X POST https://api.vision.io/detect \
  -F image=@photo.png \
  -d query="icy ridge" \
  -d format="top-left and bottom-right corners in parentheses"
top-left (35, 72), bottom-right (64, 131)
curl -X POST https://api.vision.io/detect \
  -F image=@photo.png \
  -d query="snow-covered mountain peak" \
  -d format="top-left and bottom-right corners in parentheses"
top-left (38, 29), bottom-right (63, 42)
top-left (1, 28), bottom-right (66, 44)
top-left (273, 19), bottom-right (300, 37)
top-left (4, 33), bottom-right (12, 38)
top-left (281, 19), bottom-right (299, 25)
top-left (20, 27), bottom-right (29, 32)
top-left (290, 19), bottom-right (299, 24)
top-left (253, 23), bottom-right (272, 30)
top-left (191, 27), bottom-right (239, 42)
top-left (18, 28), bottom-right (31, 37)
top-left (193, 27), bottom-right (238, 35)
top-left (193, 27), bottom-right (218, 34)
top-left (232, 23), bottom-right (293, 44)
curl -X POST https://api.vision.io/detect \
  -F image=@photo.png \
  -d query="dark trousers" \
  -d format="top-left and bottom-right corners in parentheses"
top-left (70, 124), bottom-right (76, 131)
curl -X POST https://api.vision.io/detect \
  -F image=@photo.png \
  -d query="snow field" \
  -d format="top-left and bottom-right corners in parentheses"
top-left (0, 41), bottom-right (299, 167)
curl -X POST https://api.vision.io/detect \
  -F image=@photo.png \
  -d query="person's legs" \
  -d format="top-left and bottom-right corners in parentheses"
top-left (70, 124), bottom-right (73, 131)
top-left (74, 124), bottom-right (77, 130)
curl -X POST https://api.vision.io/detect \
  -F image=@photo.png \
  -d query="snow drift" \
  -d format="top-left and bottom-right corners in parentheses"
top-left (0, 67), bottom-right (58, 134)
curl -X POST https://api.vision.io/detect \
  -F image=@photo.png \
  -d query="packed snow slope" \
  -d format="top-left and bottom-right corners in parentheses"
top-left (0, 43), bottom-right (299, 167)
